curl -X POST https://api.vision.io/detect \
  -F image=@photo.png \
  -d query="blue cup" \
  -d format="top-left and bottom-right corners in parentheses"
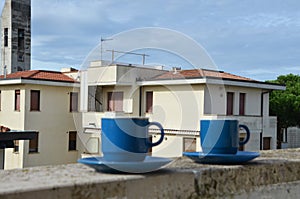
top-left (200, 119), bottom-right (250, 154)
top-left (101, 117), bottom-right (164, 162)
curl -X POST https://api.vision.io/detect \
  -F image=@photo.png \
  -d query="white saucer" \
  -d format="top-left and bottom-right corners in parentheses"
top-left (78, 156), bottom-right (172, 173)
top-left (183, 151), bottom-right (260, 164)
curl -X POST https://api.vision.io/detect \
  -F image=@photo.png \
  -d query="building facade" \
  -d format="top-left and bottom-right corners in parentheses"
top-left (79, 61), bottom-right (285, 158)
top-left (281, 127), bottom-right (300, 149)
top-left (1, 0), bottom-right (31, 75)
top-left (0, 70), bottom-right (80, 169)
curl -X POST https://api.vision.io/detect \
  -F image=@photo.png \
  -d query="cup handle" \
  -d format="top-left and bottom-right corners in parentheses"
top-left (147, 122), bottom-right (165, 147)
top-left (239, 124), bottom-right (250, 146)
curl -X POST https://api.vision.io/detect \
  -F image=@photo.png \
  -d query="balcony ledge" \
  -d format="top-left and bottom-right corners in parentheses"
top-left (1, 148), bottom-right (300, 198)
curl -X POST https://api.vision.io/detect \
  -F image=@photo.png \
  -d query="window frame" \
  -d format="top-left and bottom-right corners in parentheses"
top-left (145, 91), bottom-right (153, 113)
top-left (107, 91), bottom-right (123, 112)
top-left (15, 90), bottom-right (21, 111)
top-left (13, 140), bottom-right (19, 153)
top-left (4, 28), bottom-right (8, 47)
top-left (30, 90), bottom-right (40, 111)
top-left (29, 133), bottom-right (39, 153)
top-left (68, 131), bottom-right (77, 151)
top-left (18, 28), bottom-right (25, 50)
top-left (226, 92), bottom-right (234, 115)
top-left (69, 92), bottom-right (79, 112)
top-left (239, 93), bottom-right (246, 115)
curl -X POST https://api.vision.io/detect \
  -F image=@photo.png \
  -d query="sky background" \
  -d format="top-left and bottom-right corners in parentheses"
top-left (1, 0), bottom-right (300, 81)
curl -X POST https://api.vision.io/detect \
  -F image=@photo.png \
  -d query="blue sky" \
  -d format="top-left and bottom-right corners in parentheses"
top-left (1, 0), bottom-right (300, 81)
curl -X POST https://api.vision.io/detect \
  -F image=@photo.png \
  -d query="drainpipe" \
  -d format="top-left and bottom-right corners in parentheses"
top-left (139, 86), bottom-right (143, 117)
top-left (261, 90), bottom-right (271, 116)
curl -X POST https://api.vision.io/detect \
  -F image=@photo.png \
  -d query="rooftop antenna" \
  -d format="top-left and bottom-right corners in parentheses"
top-left (100, 37), bottom-right (113, 61)
top-left (106, 49), bottom-right (149, 65)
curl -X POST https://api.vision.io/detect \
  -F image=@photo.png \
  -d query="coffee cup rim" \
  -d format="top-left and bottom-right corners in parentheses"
top-left (102, 116), bottom-right (149, 119)
top-left (201, 119), bottom-right (238, 121)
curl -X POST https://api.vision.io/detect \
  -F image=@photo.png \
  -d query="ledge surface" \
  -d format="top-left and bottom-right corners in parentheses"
top-left (1, 149), bottom-right (300, 198)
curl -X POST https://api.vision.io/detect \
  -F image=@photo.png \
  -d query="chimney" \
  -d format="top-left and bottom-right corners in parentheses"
top-left (172, 67), bottom-right (181, 74)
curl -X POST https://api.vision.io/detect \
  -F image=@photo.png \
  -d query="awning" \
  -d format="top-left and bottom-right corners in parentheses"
top-left (0, 131), bottom-right (38, 149)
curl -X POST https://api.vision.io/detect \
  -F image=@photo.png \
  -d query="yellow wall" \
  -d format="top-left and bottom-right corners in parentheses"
top-left (144, 84), bottom-right (205, 131)
top-left (23, 84), bottom-right (79, 167)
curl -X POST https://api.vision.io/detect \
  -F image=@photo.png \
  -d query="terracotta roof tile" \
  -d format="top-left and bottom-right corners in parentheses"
top-left (0, 70), bottom-right (77, 83)
top-left (152, 69), bottom-right (256, 82)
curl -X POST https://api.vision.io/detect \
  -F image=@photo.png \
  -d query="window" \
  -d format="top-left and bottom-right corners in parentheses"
top-left (239, 93), bottom-right (246, 115)
top-left (4, 28), bottom-right (8, 47)
top-left (146, 91), bottom-right (153, 113)
top-left (68, 131), bottom-right (77, 151)
top-left (107, 92), bottom-right (123, 112)
top-left (14, 140), bottom-right (19, 153)
top-left (18, 29), bottom-right (25, 50)
top-left (183, 138), bottom-right (197, 152)
top-left (15, 90), bottom-right (20, 111)
top-left (30, 90), bottom-right (40, 111)
top-left (18, 52), bottom-right (24, 62)
top-left (226, 92), bottom-right (234, 115)
top-left (88, 86), bottom-right (103, 112)
top-left (70, 92), bottom-right (78, 112)
top-left (29, 133), bottom-right (39, 153)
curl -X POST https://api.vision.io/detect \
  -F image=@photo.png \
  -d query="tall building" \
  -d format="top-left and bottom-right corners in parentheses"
top-left (0, 0), bottom-right (31, 75)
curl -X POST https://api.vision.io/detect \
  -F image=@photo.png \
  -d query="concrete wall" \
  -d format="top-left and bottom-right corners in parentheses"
top-left (1, 0), bottom-right (31, 74)
top-left (1, 149), bottom-right (300, 198)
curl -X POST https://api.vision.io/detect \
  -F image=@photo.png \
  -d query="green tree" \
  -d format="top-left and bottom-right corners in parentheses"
top-left (267, 74), bottom-right (300, 147)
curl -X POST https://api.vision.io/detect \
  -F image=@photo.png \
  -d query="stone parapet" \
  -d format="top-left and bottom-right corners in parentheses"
top-left (1, 149), bottom-right (300, 198)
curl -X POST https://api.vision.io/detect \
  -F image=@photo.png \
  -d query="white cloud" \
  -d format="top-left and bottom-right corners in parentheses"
top-left (32, 35), bottom-right (61, 47)
top-left (242, 66), bottom-right (300, 81)
top-left (231, 13), bottom-right (300, 28)
top-left (31, 58), bottom-right (80, 71)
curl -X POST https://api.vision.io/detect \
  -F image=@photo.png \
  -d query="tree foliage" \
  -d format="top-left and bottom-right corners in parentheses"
top-left (267, 74), bottom-right (300, 129)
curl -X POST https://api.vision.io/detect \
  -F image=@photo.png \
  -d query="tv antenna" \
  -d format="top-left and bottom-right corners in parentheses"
top-left (100, 37), bottom-right (113, 60)
top-left (107, 49), bottom-right (149, 65)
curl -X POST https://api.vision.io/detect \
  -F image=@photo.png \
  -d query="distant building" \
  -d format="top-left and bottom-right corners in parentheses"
top-left (0, 69), bottom-right (80, 169)
top-left (1, 0), bottom-right (31, 75)
top-left (80, 61), bottom-right (286, 158)
top-left (281, 127), bottom-right (300, 149)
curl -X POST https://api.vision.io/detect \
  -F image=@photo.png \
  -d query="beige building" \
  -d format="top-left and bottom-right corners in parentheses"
top-left (0, 69), bottom-right (81, 169)
top-left (0, 61), bottom-right (286, 169)
top-left (80, 61), bottom-right (285, 158)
